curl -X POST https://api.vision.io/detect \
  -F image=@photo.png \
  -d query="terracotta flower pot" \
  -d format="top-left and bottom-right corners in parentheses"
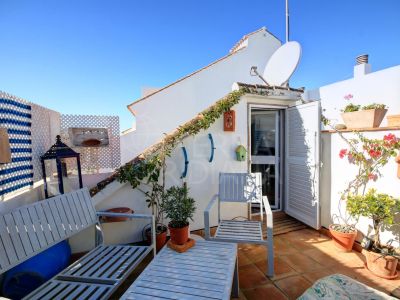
top-left (145, 226), bottom-right (168, 252)
top-left (365, 250), bottom-right (399, 279)
top-left (329, 224), bottom-right (357, 252)
top-left (102, 207), bottom-right (133, 222)
top-left (168, 223), bottom-right (189, 245)
top-left (341, 108), bottom-right (387, 129)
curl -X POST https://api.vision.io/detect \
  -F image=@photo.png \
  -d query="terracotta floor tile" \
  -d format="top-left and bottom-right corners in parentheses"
top-left (273, 237), bottom-right (297, 256)
top-left (302, 269), bottom-right (336, 283)
top-left (239, 244), bottom-right (267, 262)
top-left (254, 257), bottom-right (297, 279)
top-left (239, 263), bottom-right (271, 289)
top-left (238, 251), bottom-right (253, 267)
top-left (282, 253), bottom-right (324, 273)
top-left (242, 284), bottom-right (288, 300)
top-left (274, 275), bottom-right (312, 300)
top-left (303, 248), bottom-right (339, 267)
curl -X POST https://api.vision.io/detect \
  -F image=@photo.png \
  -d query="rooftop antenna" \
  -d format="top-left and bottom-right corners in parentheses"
top-left (286, 0), bottom-right (290, 42)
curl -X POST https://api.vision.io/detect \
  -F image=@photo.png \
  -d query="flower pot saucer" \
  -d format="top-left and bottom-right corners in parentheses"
top-left (364, 263), bottom-right (399, 280)
top-left (167, 238), bottom-right (196, 253)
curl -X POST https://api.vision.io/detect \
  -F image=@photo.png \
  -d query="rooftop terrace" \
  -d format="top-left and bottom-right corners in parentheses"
top-left (109, 213), bottom-right (400, 299)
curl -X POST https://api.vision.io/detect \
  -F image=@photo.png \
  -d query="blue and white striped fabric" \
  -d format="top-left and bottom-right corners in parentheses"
top-left (0, 93), bottom-right (33, 196)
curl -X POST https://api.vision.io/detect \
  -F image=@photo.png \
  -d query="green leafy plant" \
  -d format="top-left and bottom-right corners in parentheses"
top-left (342, 103), bottom-right (387, 113)
top-left (342, 103), bottom-right (361, 113)
top-left (361, 103), bottom-right (387, 110)
top-left (347, 189), bottom-right (400, 252)
top-left (161, 185), bottom-right (196, 228)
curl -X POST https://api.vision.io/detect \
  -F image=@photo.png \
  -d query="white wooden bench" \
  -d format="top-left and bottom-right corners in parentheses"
top-left (0, 188), bottom-right (156, 300)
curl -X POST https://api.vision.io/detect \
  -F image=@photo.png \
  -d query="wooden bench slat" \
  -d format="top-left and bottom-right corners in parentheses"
top-left (49, 196), bottom-right (69, 238)
top-left (141, 275), bottom-right (225, 292)
top-left (67, 192), bottom-right (86, 228)
top-left (144, 270), bottom-right (227, 286)
top-left (64, 284), bottom-right (88, 300)
top-left (60, 196), bottom-right (77, 234)
top-left (41, 201), bottom-right (61, 241)
top-left (91, 246), bottom-right (131, 277)
top-left (3, 213), bottom-right (26, 259)
top-left (74, 190), bottom-right (92, 225)
top-left (107, 247), bottom-right (147, 279)
top-left (65, 194), bottom-right (84, 232)
top-left (136, 280), bottom-right (223, 299)
top-left (26, 206), bottom-right (47, 248)
top-left (20, 207), bottom-right (41, 252)
top-left (34, 203), bottom-right (55, 244)
top-left (12, 210), bottom-right (34, 256)
top-left (129, 286), bottom-right (212, 300)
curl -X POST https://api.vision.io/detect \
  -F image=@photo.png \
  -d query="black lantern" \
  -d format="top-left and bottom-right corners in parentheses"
top-left (41, 135), bottom-right (83, 198)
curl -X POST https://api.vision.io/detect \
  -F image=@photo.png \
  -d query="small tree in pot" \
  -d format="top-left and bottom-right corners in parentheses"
top-left (347, 189), bottom-right (400, 279)
top-left (162, 184), bottom-right (196, 245)
top-left (329, 132), bottom-right (400, 251)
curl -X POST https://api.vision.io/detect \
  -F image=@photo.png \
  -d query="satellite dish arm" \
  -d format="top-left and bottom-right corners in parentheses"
top-left (250, 66), bottom-right (270, 87)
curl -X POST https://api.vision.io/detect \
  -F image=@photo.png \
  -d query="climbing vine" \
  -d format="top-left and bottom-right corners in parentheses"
top-left (90, 88), bottom-right (248, 196)
top-left (117, 88), bottom-right (246, 187)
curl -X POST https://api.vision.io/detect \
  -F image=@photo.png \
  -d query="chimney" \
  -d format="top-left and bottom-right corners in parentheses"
top-left (354, 54), bottom-right (371, 78)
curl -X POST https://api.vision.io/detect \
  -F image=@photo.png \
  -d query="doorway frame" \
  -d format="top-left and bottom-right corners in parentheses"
top-left (247, 103), bottom-right (286, 211)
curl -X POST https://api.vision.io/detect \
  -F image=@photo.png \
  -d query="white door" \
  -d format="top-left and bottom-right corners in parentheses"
top-left (250, 109), bottom-right (280, 209)
top-left (285, 101), bottom-right (321, 229)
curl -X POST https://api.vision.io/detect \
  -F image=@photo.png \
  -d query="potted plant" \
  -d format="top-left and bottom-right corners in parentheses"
top-left (347, 189), bottom-right (400, 279)
top-left (330, 132), bottom-right (400, 253)
top-left (341, 101), bottom-right (387, 129)
top-left (329, 223), bottom-right (357, 252)
top-left (143, 182), bottom-right (168, 251)
top-left (117, 150), bottom-right (169, 251)
top-left (161, 184), bottom-right (196, 245)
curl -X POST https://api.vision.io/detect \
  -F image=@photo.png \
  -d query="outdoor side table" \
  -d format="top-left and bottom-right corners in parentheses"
top-left (120, 240), bottom-right (239, 300)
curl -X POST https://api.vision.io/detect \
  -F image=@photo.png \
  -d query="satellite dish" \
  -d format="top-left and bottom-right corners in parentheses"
top-left (263, 41), bottom-right (301, 86)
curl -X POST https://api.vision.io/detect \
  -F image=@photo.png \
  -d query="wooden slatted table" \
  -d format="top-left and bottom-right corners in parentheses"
top-left (121, 240), bottom-right (238, 300)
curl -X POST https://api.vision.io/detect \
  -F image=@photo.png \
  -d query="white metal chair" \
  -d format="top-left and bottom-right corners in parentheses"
top-left (204, 172), bottom-right (274, 277)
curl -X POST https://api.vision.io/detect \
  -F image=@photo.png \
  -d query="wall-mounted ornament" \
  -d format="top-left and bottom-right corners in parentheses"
top-left (181, 146), bottom-right (189, 178)
top-left (224, 110), bottom-right (235, 132)
top-left (235, 145), bottom-right (247, 161)
top-left (0, 128), bottom-right (11, 164)
top-left (208, 133), bottom-right (216, 162)
top-left (68, 127), bottom-right (109, 147)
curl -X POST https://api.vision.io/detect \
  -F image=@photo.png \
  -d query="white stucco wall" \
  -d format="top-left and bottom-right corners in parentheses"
top-left (70, 94), bottom-right (297, 253)
top-left (309, 63), bottom-right (400, 247)
top-left (121, 29), bottom-right (282, 164)
top-left (320, 130), bottom-right (400, 247)
top-left (306, 64), bottom-right (400, 128)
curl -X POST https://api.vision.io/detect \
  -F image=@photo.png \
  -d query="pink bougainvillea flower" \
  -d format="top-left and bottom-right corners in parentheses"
top-left (344, 94), bottom-right (354, 101)
top-left (383, 133), bottom-right (397, 146)
top-left (368, 173), bottom-right (378, 181)
top-left (369, 149), bottom-right (382, 158)
top-left (339, 149), bottom-right (347, 159)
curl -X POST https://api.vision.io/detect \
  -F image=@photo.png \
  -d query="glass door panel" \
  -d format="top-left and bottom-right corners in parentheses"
top-left (250, 109), bottom-right (280, 209)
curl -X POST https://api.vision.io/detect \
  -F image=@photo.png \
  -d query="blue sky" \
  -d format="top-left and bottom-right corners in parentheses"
top-left (1, 1), bottom-right (399, 130)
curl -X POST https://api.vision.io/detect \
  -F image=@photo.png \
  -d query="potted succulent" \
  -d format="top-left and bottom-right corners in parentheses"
top-left (347, 189), bottom-right (400, 279)
top-left (161, 184), bottom-right (196, 245)
top-left (329, 223), bottom-right (357, 252)
top-left (341, 100), bottom-right (387, 129)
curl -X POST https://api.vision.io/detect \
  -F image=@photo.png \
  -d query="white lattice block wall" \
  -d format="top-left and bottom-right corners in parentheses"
top-left (60, 114), bottom-right (120, 173)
